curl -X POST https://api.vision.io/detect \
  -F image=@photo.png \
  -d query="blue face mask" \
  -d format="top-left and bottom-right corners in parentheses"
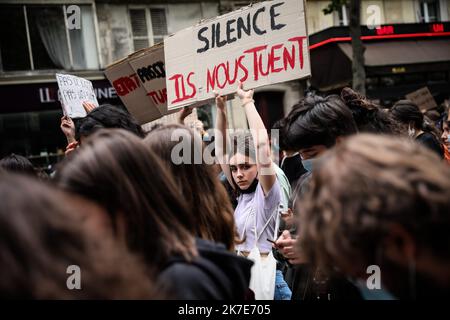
top-left (302, 158), bottom-right (314, 172)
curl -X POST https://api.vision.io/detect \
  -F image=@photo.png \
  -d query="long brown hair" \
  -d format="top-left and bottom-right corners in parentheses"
top-left (56, 129), bottom-right (197, 271)
top-left (0, 171), bottom-right (160, 299)
top-left (145, 124), bottom-right (237, 250)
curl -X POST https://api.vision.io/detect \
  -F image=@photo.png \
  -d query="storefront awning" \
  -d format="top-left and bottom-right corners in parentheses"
top-left (310, 38), bottom-right (450, 91)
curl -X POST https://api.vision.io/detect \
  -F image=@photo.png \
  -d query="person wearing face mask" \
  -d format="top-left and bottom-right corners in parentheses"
top-left (298, 134), bottom-right (450, 300)
top-left (390, 100), bottom-right (444, 159)
top-left (273, 92), bottom-right (361, 300)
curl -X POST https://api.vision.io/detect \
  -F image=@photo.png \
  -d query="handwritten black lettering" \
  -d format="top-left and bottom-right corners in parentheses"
top-left (270, 2), bottom-right (286, 31)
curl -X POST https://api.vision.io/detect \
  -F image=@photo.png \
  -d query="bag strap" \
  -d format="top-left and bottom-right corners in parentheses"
top-left (255, 201), bottom-right (280, 243)
top-left (239, 198), bottom-right (280, 250)
top-left (273, 204), bottom-right (281, 240)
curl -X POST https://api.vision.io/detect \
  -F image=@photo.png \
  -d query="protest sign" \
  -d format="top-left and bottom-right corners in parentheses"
top-left (164, 0), bottom-right (310, 110)
top-left (104, 45), bottom-right (168, 125)
top-left (56, 73), bottom-right (99, 118)
top-left (405, 87), bottom-right (437, 111)
top-left (128, 44), bottom-right (168, 116)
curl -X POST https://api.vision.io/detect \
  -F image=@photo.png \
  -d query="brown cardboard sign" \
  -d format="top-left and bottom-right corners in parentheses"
top-left (405, 87), bottom-right (437, 111)
top-left (104, 45), bottom-right (168, 125)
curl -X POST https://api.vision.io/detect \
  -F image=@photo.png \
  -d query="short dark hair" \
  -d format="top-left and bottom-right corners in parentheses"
top-left (391, 100), bottom-right (424, 130)
top-left (391, 100), bottom-right (441, 138)
top-left (0, 154), bottom-right (36, 176)
top-left (282, 93), bottom-right (357, 150)
top-left (76, 104), bottom-right (145, 140)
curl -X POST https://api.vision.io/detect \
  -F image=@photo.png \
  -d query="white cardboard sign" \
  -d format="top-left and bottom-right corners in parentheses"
top-left (164, 0), bottom-right (310, 110)
top-left (104, 45), bottom-right (168, 125)
top-left (56, 73), bottom-right (99, 118)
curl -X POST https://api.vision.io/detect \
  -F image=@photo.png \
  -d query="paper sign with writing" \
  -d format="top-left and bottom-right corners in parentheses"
top-left (104, 46), bottom-right (166, 125)
top-left (164, 0), bottom-right (310, 110)
top-left (56, 73), bottom-right (99, 118)
top-left (405, 87), bottom-right (437, 111)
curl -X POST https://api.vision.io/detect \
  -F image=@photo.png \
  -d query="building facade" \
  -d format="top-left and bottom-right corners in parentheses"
top-left (307, 0), bottom-right (450, 34)
top-left (306, 0), bottom-right (450, 106)
top-left (0, 0), bottom-right (302, 164)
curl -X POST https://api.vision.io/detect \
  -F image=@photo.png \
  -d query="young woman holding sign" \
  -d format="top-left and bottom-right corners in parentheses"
top-left (215, 83), bottom-right (282, 300)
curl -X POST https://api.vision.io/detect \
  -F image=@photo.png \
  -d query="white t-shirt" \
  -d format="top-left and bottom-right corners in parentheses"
top-left (234, 181), bottom-right (281, 254)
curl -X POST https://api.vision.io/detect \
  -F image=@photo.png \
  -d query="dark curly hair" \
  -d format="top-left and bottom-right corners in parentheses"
top-left (341, 87), bottom-right (403, 135)
top-left (280, 93), bottom-right (357, 150)
top-left (76, 104), bottom-right (145, 140)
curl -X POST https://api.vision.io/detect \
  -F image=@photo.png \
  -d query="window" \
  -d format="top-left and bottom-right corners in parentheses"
top-left (150, 9), bottom-right (168, 44)
top-left (129, 9), bottom-right (149, 51)
top-left (0, 4), bottom-right (99, 72)
top-left (0, 6), bottom-right (30, 71)
top-left (129, 7), bottom-right (168, 51)
top-left (419, 0), bottom-right (440, 22)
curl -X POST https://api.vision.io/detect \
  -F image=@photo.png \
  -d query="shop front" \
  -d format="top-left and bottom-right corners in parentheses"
top-left (309, 22), bottom-right (450, 106)
top-left (0, 77), bottom-right (121, 168)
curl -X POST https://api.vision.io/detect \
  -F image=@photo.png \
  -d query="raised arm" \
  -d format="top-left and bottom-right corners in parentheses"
top-left (177, 106), bottom-right (194, 124)
top-left (60, 115), bottom-right (76, 144)
top-left (214, 93), bottom-right (234, 189)
top-left (236, 83), bottom-right (276, 195)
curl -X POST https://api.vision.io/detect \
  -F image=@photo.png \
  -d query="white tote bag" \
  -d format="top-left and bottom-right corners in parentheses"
top-left (241, 205), bottom-right (280, 300)
top-left (247, 246), bottom-right (277, 300)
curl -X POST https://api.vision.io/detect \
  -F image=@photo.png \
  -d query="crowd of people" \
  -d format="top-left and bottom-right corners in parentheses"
top-left (1, 83), bottom-right (449, 300)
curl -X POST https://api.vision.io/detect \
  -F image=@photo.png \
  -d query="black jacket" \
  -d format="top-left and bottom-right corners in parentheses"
top-left (159, 238), bottom-right (253, 300)
top-left (416, 132), bottom-right (444, 158)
